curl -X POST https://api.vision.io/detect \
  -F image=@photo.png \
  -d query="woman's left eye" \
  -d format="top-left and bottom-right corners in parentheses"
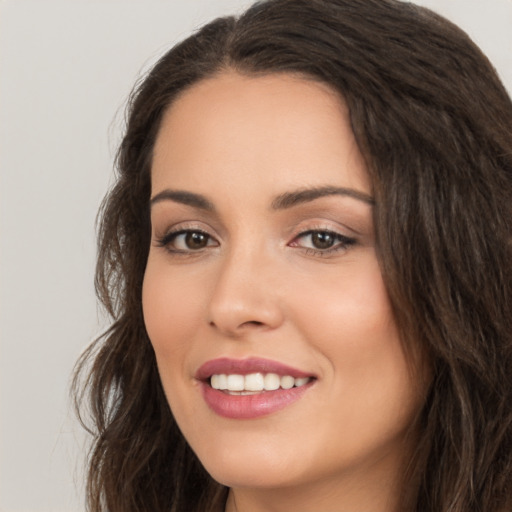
top-left (290, 230), bottom-right (356, 255)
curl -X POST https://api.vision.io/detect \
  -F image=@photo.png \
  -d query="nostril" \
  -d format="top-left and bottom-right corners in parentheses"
top-left (209, 320), bottom-right (264, 329)
top-left (243, 321), bottom-right (264, 327)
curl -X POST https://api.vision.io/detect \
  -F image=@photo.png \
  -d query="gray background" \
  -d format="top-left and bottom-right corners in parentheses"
top-left (1, 1), bottom-right (511, 511)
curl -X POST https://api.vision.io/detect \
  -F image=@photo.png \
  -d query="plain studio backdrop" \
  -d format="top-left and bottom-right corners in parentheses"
top-left (0, 1), bottom-right (510, 511)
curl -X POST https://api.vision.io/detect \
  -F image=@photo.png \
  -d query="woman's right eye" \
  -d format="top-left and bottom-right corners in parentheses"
top-left (156, 229), bottom-right (218, 253)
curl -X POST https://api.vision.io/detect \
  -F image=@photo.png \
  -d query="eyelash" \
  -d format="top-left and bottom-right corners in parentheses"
top-left (290, 229), bottom-right (357, 256)
top-left (155, 229), bottom-right (217, 254)
top-left (155, 227), bottom-right (357, 257)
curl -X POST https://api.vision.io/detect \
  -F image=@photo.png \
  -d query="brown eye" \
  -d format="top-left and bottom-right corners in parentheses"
top-left (157, 229), bottom-right (218, 253)
top-left (310, 232), bottom-right (335, 249)
top-left (184, 231), bottom-right (210, 249)
top-left (290, 229), bottom-right (357, 255)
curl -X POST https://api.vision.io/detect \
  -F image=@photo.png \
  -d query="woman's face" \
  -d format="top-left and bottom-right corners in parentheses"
top-left (143, 72), bottom-right (424, 500)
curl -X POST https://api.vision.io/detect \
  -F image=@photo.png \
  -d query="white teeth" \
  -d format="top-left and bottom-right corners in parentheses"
top-left (294, 377), bottom-right (309, 387)
top-left (210, 372), bottom-right (311, 392)
top-left (245, 372), bottom-right (265, 391)
top-left (211, 374), bottom-right (227, 389)
top-left (280, 375), bottom-right (295, 389)
top-left (264, 373), bottom-right (281, 391)
top-left (226, 374), bottom-right (245, 391)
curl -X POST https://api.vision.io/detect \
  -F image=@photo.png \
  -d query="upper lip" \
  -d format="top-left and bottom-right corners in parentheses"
top-left (195, 357), bottom-right (314, 381)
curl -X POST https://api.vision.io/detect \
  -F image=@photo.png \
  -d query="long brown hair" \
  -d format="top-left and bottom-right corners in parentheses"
top-left (73, 1), bottom-right (512, 510)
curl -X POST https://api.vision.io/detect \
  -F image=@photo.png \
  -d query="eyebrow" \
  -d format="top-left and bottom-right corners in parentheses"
top-left (149, 185), bottom-right (374, 212)
top-left (271, 186), bottom-right (374, 209)
top-left (150, 189), bottom-right (215, 211)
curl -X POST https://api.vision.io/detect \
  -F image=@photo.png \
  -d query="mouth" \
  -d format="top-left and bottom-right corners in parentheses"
top-left (209, 373), bottom-right (312, 395)
top-left (196, 357), bottom-right (316, 419)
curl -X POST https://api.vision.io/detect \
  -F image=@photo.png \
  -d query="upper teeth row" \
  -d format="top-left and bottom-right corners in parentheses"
top-left (210, 373), bottom-right (310, 392)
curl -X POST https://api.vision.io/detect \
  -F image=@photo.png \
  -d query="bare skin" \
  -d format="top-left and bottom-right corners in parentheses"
top-left (143, 71), bottom-right (425, 512)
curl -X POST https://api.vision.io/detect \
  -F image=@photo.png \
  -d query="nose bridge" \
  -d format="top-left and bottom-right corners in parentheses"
top-left (207, 238), bottom-right (283, 335)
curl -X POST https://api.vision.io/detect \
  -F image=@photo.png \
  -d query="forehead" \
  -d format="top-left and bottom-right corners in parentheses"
top-left (151, 71), bottom-right (370, 198)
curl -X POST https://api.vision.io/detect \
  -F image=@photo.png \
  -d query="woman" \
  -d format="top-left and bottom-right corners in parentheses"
top-left (73, 0), bottom-right (512, 511)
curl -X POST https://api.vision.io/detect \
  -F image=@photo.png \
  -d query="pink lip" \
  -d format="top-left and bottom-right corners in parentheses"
top-left (195, 357), bottom-right (313, 380)
top-left (195, 357), bottom-right (315, 420)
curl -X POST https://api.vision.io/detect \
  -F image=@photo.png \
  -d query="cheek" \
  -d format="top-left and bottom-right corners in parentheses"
top-left (142, 259), bottom-right (203, 359)
top-left (142, 261), bottom-right (207, 422)
top-left (290, 256), bottom-right (413, 412)
top-left (292, 255), bottom-right (397, 351)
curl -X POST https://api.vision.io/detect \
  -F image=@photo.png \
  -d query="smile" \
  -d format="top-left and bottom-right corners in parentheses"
top-left (210, 373), bottom-right (311, 394)
top-left (196, 357), bottom-right (316, 419)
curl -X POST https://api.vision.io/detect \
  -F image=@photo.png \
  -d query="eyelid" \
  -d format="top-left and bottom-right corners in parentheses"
top-left (291, 229), bottom-right (355, 245)
top-left (288, 225), bottom-right (358, 256)
top-left (153, 221), bottom-right (221, 254)
top-left (158, 228), bottom-right (216, 245)
top-left (154, 220), bottom-right (218, 240)
top-left (288, 220), bottom-right (355, 240)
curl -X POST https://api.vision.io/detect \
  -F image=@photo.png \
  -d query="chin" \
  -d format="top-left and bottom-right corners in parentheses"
top-left (204, 458), bottom-right (305, 490)
top-left (191, 430), bottom-right (313, 489)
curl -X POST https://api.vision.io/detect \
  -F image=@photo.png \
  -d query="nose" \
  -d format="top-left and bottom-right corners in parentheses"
top-left (207, 248), bottom-right (284, 337)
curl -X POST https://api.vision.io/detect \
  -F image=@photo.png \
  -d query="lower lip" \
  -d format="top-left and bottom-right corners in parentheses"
top-left (200, 382), bottom-right (312, 419)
